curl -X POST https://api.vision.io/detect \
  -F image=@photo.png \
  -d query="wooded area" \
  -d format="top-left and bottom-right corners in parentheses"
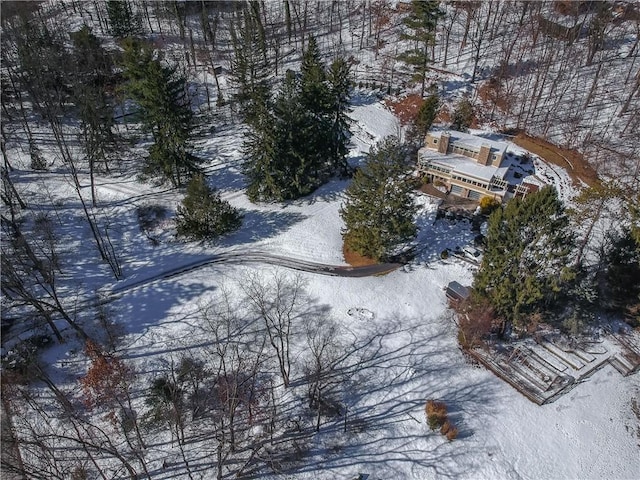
top-left (1, 1), bottom-right (639, 478)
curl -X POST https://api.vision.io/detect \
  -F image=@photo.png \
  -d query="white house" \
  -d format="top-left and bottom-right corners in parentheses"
top-left (418, 130), bottom-right (539, 202)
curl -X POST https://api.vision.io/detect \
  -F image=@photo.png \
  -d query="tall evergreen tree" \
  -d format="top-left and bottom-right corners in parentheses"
top-left (11, 14), bottom-right (71, 122)
top-left (106, 0), bottom-right (142, 38)
top-left (272, 71), bottom-right (318, 199)
top-left (599, 228), bottom-right (640, 326)
top-left (408, 93), bottom-right (439, 145)
top-left (70, 26), bottom-right (117, 205)
top-left (299, 36), bottom-right (332, 179)
top-left (121, 39), bottom-right (201, 186)
top-left (398, 0), bottom-right (443, 97)
top-left (176, 174), bottom-right (243, 240)
top-left (340, 137), bottom-right (418, 261)
top-left (230, 5), bottom-right (270, 126)
top-left (473, 186), bottom-right (575, 330)
top-left (327, 56), bottom-right (352, 177)
top-left (451, 97), bottom-right (475, 132)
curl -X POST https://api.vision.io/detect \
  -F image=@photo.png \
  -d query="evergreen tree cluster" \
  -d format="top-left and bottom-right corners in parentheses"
top-left (473, 186), bottom-right (576, 330)
top-left (600, 228), bottom-right (640, 326)
top-left (340, 137), bottom-right (418, 262)
top-left (121, 39), bottom-right (201, 187)
top-left (241, 37), bottom-right (352, 202)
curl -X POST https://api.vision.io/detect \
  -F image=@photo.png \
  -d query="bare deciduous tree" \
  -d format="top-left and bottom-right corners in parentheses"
top-left (242, 270), bottom-right (306, 388)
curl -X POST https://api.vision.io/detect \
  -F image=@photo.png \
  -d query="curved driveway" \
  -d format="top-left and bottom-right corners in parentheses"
top-left (110, 250), bottom-right (402, 295)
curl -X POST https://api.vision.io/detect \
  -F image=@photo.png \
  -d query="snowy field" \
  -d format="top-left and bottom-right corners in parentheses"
top-left (2, 2), bottom-right (639, 478)
top-left (8, 97), bottom-right (637, 480)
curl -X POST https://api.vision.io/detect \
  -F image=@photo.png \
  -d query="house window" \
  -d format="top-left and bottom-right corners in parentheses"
top-left (433, 139), bottom-right (438, 144)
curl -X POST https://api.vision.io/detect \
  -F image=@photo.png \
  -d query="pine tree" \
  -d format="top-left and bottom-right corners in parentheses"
top-left (175, 174), bottom-right (243, 240)
top-left (230, 6), bottom-right (270, 126)
top-left (244, 93), bottom-right (280, 202)
top-left (70, 26), bottom-right (117, 205)
top-left (299, 36), bottom-right (332, 179)
top-left (340, 137), bottom-right (418, 261)
top-left (397, 0), bottom-right (443, 97)
top-left (106, 0), bottom-right (142, 38)
top-left (450, 97), bottom-right (474, 132)
top-left (600, 228), bottom-right (640, 326)
top-left (272, 70), bottom-right (318, 199)
top-left (473, 186), bottom-right (575, 330)
top-left (408, 93), bottom-right (439, 144)
top-left (121, 39), bottom-right (201, 186)
top-left (327, 56), bottom-right (353, 177)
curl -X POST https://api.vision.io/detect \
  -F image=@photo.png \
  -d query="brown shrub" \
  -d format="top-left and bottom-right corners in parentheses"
top-left (445, 425), bottom-right (459, 441)
top-left (454, 297), bottom-right (497, 350)
top-left (440, 420), bottom-right (459, 440)
top-left (440, 420), bottom-right (452, 435)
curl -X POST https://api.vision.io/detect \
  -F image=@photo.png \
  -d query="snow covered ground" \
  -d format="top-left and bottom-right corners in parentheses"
top-left (7, 97), bottom-right (636, 480)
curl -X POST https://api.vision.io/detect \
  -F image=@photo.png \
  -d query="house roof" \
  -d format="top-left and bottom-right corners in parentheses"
top-left (430, 129), bottom-right (509, 155)
top-left (419, 148), bottom-right (509, 183)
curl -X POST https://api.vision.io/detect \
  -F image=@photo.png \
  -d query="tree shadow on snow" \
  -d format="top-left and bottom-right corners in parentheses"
top-left (219, 209), bottom-right (308, 246)
top-left (263, 312), bottom-right (501, 478)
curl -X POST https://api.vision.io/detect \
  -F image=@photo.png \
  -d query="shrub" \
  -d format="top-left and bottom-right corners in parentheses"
top-left (30, 144), bottom-right (47, 171)
top-left (454, 296), bottom-right (496, 350)
top-left (444, 423), bottom-right (458, 441)
top-left (440, 249), bottom-right (449, 259)
top-left (479, 196), bottom-right (500, 215)
top-left (426, 400), bottom-right (459, 440)
top-left (176, 174), bottom-right (243, 240)
top-left (425, 400), bottom-right (447, 430)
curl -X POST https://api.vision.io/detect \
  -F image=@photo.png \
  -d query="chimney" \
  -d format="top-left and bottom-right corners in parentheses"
top-left (438, 133), bottom-right (450, 154)
top-left (479, 144), bottom-right (491, 166)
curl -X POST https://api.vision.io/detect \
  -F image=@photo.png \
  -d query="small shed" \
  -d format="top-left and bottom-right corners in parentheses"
top-left (446, 281), bottom-right (471, 302)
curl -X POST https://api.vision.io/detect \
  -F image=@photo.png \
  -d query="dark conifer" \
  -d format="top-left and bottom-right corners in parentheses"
top-left (409, 93), bottom-right (439, 144)
top-left (70, 26), bottom-right (117, 204)
top-left (328, 57), bottom-right (353, 177)
top-left (450, 97), bottom-right (474, 132)
top-left (106, 0), bottom-right (142, 38)
top-left (176, 174), bottom-right (243, 240)
top-left (299, 36), bottom-right (332, 179)
top-left (397, 0), bottom-right (443, 97)
top-left (341, 137), bottom-right (418, 261)
top-left (473, 186), bottom-right (575, 330)
top-left (121, 39), bottom-right (200, 186)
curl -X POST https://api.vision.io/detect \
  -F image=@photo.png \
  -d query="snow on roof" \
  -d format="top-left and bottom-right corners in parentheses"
top-left (419, 148), bottom-right (507, 183)
top-left (430, 129), bottom-right (508, 154)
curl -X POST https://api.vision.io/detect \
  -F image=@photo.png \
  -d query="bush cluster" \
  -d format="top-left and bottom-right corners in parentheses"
top-left (425, 400), bottom-right (458, 441)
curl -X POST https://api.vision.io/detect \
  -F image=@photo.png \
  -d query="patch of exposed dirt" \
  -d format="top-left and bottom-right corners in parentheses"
top-left (386, 94), bottom-right (453, 126)
top-left (436, 104), bottom-right (451, 124)
top-left (478, 79), bottom-right (511, 113)
top-left (512, 132), bottom-right (600, 188)
top-left (385, 94), bottom-right (423, 126)
top-left (343, 244), bottom-right (378, 267)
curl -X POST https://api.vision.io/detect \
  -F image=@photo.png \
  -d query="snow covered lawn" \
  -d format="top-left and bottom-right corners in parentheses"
top-left (6, 97), bottom-right (639, 480)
